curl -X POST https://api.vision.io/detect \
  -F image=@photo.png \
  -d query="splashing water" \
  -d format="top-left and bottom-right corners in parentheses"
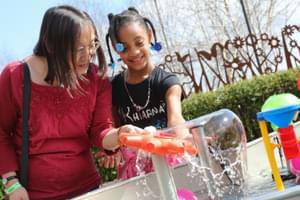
top-left (135, 150), bottom-right (160, 199)
top-left (185, 146), bottom-right (246, 199)
top-left (130, 109), bottom-right (248, 199)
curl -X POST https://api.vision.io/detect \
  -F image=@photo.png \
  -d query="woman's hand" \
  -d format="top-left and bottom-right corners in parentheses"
top-left (6, 186), bottom-right (29, 200)
top-left (103, 125), bottom-right (144, 151)
top-left (118, 124), bottom-right (145, 138)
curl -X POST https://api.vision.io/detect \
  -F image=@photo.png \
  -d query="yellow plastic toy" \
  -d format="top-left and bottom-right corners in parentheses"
top-left (257, 94), bottom-right (300, 191)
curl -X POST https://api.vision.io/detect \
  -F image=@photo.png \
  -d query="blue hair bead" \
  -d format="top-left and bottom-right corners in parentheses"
top-left (151, 42), bottom-right (162, 52)
top-left (115, 43), bottom-right (125, 53)
top-left (109, 62), bottom-right (116, 69)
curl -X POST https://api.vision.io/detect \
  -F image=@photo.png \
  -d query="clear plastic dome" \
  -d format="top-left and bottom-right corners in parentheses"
top-left (162, 109), bottom-right (248, 196)
top-left (201, 109), bottom-right (247, 150)
top-left (166, 108), bottom-right (247, 152)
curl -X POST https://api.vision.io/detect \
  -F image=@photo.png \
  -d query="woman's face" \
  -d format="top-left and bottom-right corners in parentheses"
top-left (117, 22), bottom-right (152, 72)
top-left (74, 24), bottom-right (99, 75)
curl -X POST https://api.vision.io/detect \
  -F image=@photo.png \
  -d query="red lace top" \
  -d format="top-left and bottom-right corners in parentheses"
top-left (0, 61), bottom-right (114, 200)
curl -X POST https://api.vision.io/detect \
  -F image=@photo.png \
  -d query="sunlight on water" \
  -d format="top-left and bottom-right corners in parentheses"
top-left (128, 109), bottom-right (277, 199)
top-left (132, 109), bottom-right (249, 199)
top-left (132, 147), bottom-right (247, 199)
top-left (135, 150), bottom-right (160, 199)
top-left (185, 147), bottom-right (246, 199)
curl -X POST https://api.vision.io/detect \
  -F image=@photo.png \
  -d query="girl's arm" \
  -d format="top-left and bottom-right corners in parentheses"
top-left (165, 85), bottom-right (189, 139)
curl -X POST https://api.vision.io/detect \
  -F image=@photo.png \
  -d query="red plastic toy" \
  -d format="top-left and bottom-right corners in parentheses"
top-left (278, 125), bottom-right (300, 160)
top-left (119, 131), bottom-right (197, 156)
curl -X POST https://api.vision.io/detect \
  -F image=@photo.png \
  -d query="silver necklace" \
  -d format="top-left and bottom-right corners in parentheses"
top-left (123, 72), bottom-right (151, 112)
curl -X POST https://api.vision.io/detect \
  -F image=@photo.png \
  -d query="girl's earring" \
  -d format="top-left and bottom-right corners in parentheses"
top-left (151, 42), bottom-right (162, 52)
top-left (115, 43), bottom-right (125, 53)
top-left (109, 43), bottom-right (124, 70)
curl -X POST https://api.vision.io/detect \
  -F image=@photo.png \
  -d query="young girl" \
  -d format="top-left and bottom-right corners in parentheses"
top-left (105, 7), bottom-right (188, 179)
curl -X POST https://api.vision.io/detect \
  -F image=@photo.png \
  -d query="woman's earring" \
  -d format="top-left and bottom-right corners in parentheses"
top-left (151, 42), bottom-right (162, 52)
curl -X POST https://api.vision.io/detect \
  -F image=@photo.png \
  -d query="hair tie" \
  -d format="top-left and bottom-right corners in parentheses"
top-left (151, 42), bottom-right (162, 52)
top-left (108, 13), bottom-right (114, 21)
top-left (128, 7), bottom-right (139, 14)
top-left (115, 43), bottom-right (125, 53)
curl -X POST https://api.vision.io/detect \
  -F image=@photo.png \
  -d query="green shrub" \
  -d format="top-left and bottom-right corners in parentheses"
top-left (0, 179), bottom-right (4, 200)
top-left (92, 146), bottom-right (118, 183)
top-left (182, 69), bottom-right (300, 141)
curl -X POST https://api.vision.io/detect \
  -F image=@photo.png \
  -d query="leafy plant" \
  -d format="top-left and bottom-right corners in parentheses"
top-left (0, 178), bottom-right (4, 200)
top-left (182, 69), bottom-right (300, 141)
top-left (91, 146), bottom-right (118, 183)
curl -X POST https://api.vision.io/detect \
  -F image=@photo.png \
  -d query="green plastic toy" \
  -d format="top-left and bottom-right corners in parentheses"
top-left (261, 93), bottom-right (300, 130)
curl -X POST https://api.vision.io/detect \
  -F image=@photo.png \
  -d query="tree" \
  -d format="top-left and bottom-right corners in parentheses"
top-left (134, 0), bottom-right (299, 53)
top-left (68, 0), bottom-right (300, 94)
top-left (135, 0), bottom-right (300, 95)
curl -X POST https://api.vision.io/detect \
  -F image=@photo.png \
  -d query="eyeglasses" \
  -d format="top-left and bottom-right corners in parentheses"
top-left (75, 39), bottom-right (100, 57)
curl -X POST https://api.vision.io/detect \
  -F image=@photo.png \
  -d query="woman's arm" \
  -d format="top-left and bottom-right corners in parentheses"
top-left (112, 106), bottom-right (121, 127)
top-left (89, 76), bottom-right (116, 149)
top-left (0, 65), bottom-right (21, 176)
top-left (2, 171), bottom-right (29, 200)
top-left (0, 65), bottom-right (29, 198)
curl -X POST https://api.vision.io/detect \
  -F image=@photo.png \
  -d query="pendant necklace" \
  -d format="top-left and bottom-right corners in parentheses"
top-left (123, 71), bottom-right (151, 112)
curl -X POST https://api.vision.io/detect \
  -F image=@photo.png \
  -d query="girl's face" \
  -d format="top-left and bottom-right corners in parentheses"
top-left (74, 23), bottom-right (99, 75)
top-left (117, 22), bottom-right (152, 72)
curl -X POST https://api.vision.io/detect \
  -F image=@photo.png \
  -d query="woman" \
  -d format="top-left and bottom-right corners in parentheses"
top-left (0, 5), bottom-right (141, 200)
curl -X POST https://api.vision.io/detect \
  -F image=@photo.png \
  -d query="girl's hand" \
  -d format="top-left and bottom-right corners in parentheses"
top-left (96, 150), bottom-right (122, 169)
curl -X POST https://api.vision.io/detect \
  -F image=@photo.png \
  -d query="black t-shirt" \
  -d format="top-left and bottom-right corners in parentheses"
top-left (112, 67), bottom-right (180, 129)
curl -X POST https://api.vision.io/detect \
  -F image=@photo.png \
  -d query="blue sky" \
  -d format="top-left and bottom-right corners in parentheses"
top-left (0, 0), bottom-right (298, 70)
top-left (0, 1), bottom-right (64, 62)
top-left (0, 0), bottom-right (136, 69)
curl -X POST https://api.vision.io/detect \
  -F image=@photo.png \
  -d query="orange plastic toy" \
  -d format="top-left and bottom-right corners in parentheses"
top-left (119, 131), bottom-right (197, 156)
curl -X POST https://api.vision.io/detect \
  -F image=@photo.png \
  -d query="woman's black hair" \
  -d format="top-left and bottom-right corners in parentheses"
top-left (34, 5), bottom-right (107, 89)
top-left (105, 7), bottom-right (161, 67)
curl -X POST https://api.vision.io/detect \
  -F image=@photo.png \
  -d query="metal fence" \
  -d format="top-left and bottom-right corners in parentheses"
top-left (158, 24), bottom-right (300, 97)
